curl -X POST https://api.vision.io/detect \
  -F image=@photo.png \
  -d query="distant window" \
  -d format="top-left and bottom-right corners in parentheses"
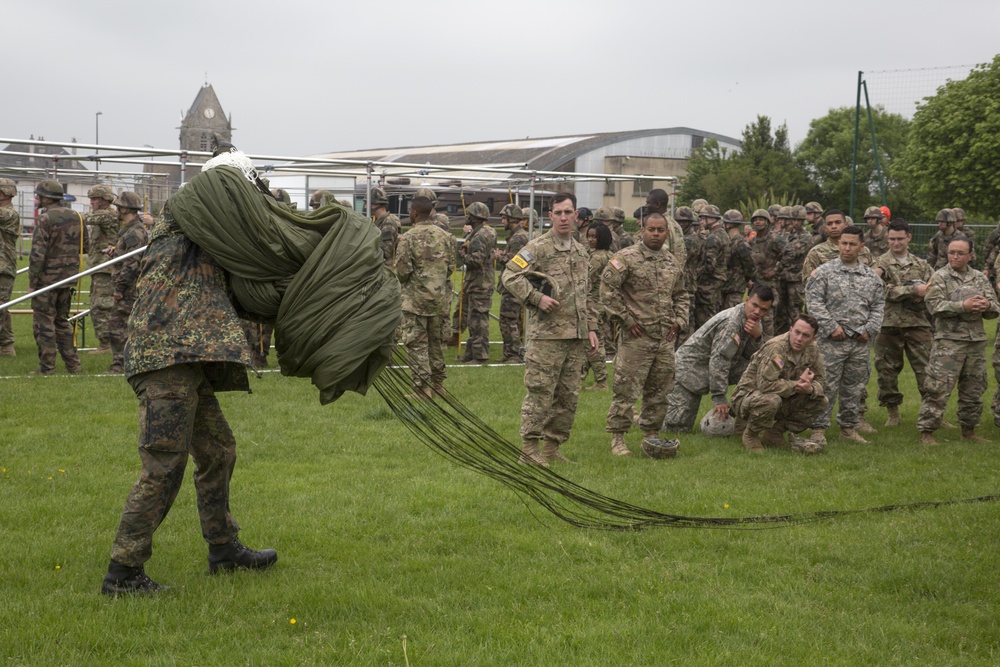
top-left (632, 179), bottom-right (653, 197)
top-left (691, 135), bottom-right (705, 149)
top-left (199, 133), bottom-right (208, 151)
top-left (604, 180), bottom-right (616, 197)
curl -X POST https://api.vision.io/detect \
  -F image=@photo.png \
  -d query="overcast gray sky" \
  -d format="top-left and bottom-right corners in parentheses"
top-left (6, 0), bottom-right (998, 158)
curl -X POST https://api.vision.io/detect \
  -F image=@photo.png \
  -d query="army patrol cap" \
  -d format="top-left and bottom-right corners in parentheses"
top-left (674, 206), bottom-right (696, 223)
top-left (499, 203), bottom-right (523, 220)
top-left (690, 198), bottom-right (708, 214)
top-left (935, 208), bottom-right (954, 223)
top-left (414, 187), bottom-right (437, 202)
top-left (370, 187), bottom-right (389, 205)
top-left (791, 205), bottom-right (808, 220)
top-left (114, 191), bottom-right (142, 211)
top-left (576, 207), bottom-right (593, 222)
top-left (611, 206), bottom-right (625, 224)
top-left (863, 206), bottom-right (884, 220)
top-left (721, 209), bottom-right (744, 226)
top-left (700, 411), bottom-right (735, 437)
top-left (641, 437), bottom-right (680, 459)
top-left (34, 179), bottom-right (64, 200)
top-left (87, 184), bottom-right (116, 202)
top-left (0, 178), bottom-right (16, 197)
top-left (466, 201), bottom-right (490, 221)
top-left (593, 206), bottom-right (616, 222)
top-left (804, 201), bottom-right (823, 214)
top-left (699, 204), bottom-right (722, 219)
top-left (952, 207), bottom-right (966, 221)
top-left (750, 208), bottom-right (772, 223)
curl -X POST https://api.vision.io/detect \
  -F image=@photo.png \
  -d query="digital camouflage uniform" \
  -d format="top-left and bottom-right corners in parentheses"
top-left (0, 202), bottom-right (19, 350)
top-left (721, 233), bottom-right (753, 309)
top-left (731, 332), bottom-right (828, 435)
top-left (916, 265), bottom-right (999, 431)
top-left (805, 259), bottom-right (884, 430)
top-left (28, 202), bottom-right (83, 373)
top-left (774, 226), bottom-right (812, 334)
top-left (502, 231), bottom-right (597, 448)
top-left (110, 213), bottom-right (253, 569)
top-left (374, 211), bottom-right (401, 268)
top-left (872, 251), bottom-right (933, 407)
top-left (601, 241), bottom-right (688, 435)
top-left (395, 220), bottom-right (456, 392)
top-left (108, 216), bottom-right (149, 373)
top-left (663, 303), bottom-right (765, 431)
top-left (694, 222), bottom-right (730, 329)
top-left (582, 247), bottom-right (613, 385)
top-left (455, 221), bottom-right (497, 361)
top-left (85, 206), bottom-right (120, 346)
top-left (497, 226), bottom-right (529, 362)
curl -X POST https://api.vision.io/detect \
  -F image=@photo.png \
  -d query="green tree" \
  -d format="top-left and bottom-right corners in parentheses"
top-left (898, 55), bottom-right (1000, 219)
top-left (795, 106), bottom-right (914, 219)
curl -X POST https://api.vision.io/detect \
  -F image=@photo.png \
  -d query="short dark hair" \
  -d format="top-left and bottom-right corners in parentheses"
top-left (841, 225), bottom-right (864, 239)
top-left (948, 237), bottom-right (972, 253)
top-left (643, 212), bottom-right (666, 228)
top-left (410, 196), bottom-right (433, 217)
top-left (792, 313), bottom-right (820, 335)
top-left (551, 192), bottom-right (576, 208)
top-left (647, 189), bottom-right (669, 208)
top-left (887, 220), bottom-right (910, 234)
top-left (824, 209), bottom-right (845, 219)
top-left (747, 284), bottom-right (774, 303)
top-left (591, 222), bottom-right (613, 250)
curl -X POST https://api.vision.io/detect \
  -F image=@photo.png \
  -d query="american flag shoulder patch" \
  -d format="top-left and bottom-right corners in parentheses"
top-left (773, 355), bottom-right (784, 369)
top-left (610, 258), bottom-right (624, 271)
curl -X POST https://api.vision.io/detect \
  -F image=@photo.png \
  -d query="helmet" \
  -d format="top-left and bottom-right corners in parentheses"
top-left (699, 204), bottom-right (722, 219)
top-left (952, 207), bottom-right (966, 222)
top-left (791, 205), bottom-right (808, 220)
top-left (790, 435), bottom-right (824, 455)
top-left (804, 201), bottom-right (823, 214)
top-left (433, 212), bottom-right (450, 227)
top-left (674, 206), bottom-right (696, 224)
top-left (690, 198), bottom-right (708, 214)
top-left (370, 187), bottom-right (389, 206)
top-left (0, 178), bottom-right (16, 198)
top-left (593, 206), bottom-right (616, 222)
top-left (722, 209), bottom-right (744, 225)
top-left (576, 207), bottom-right (593, 222)
top-left (414, 187), bottom-right (437, 202)
top-left (87, 184), bottom-right (115, 202)
top-left (523, 209), bottom-right (537, 226)
top-left (34, 179), bottom-right (64, 200)
top-left (641, 437), bottom-right (680, 459)
top-left (499, 203), bottom-right (523, 220)
top-left (767, 204), bottom-right (782, 219)
top-left (310, 189), bottom-right (331, 208)
top-left (880, 205), bottom-right (891, 220)
top-left (611, 206), bottom-right (625, 224)
top-left (935, 208), bottom-right (954, 223)
top-left (466, 201), bottom-right (490, 221)
top-left (271, 189), bottom-right (292, 206)
top-left (114, 191), bottom-right (142, 210)
top-left (699, 411), bottom-right (735, 437)
top-left (751, 208), bottom-right (772, 223)
top-left (863, 206), bottom-right (884, 220)
top-left (778, 205), bottom-right (794, 220)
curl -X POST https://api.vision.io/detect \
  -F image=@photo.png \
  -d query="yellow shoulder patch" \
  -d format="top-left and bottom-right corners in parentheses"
top-left (511, 254), bottom-right (529, 269)
top-left (610, 258), bottom-right (624, 271)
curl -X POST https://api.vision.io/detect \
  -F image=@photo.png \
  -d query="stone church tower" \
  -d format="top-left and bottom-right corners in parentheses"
top-left (178, 83), bottom-right (231, 156)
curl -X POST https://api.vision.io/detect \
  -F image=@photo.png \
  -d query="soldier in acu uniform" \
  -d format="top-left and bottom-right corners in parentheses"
top-left (721, 209), bottom-right (753, 309)
top-left (774, 205), bottom-right (812, 334)
top-left (107, 192), bottom-right (149, 374)
top-left (84, 184), bottom-right (119, 354)
top-left (27, 180), bottom-right (83, 375)
top-left (495, 203), bottom-right (528, 363)
top-left (0, 178), bottom-right (19, 356)
top-left (455, 201), bottom-right (496, 363)
top-left (369, 187), bottom-right (400, 267)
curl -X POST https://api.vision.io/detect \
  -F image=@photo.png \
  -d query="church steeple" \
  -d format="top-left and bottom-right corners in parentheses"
top-left (178, 83), bottom-right (232, 157)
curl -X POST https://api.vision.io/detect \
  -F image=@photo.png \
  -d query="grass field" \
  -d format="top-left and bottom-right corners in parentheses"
top-left (2, 256), bottom-right (1000, 665)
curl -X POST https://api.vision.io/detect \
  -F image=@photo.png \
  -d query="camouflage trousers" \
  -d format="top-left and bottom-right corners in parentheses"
top-left (874, 326), bottom-right (932, 407)
top-left (520, 338), bottom-right (588, 444)
top-left (675, 289), bottom-right (698, 348)
top-left (581, 315), bottom-right (608, 384)
top-left (722, 291), bottom-right (745, 310)
top-left (991, 336), bottom-right (1000, 427)
top-left (457, 291), bottom-right (491, 361)
top-left (662, 382), bottom-right (704, 432)
top-left (812, 337), bottom-right (870, 429)
top-left (110, 363), bottom-right (240, 567)
top-left (31, 288), bottom-right (81, 373)
top-left (498, 292), bottom-right (524, 361)
top-left (917, 339), bottom-right (987, 432)
top-left (401, 311), bottom-right (446, 390)
top-left (693, 281), bottom-right (723, 330)
top-left (89, 272), bottom-right (114, 344)
top-left (108, 297), bottom-right (134, 371)
top-left (606, 333), bottom-right (675, 434)
top-left (0, 274), bottom-right (13, 346)
top-left (603, 318), bottom-right (619, 357)
top-left (775, 280), bottom-right (804, 335)
top-left (734, 388), bottom-right (828, 434)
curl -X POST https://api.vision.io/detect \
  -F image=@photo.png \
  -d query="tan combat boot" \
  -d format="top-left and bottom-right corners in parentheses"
top-left (541, 439), bottom-right (575, 464)
top-left (840, 427), bottom-right (869, 444)
top-left (0, 343), bottom-right (14, 357)
top-left (742, 428), bottom-right (764, 453)
top-left (855, 416), bottom-right (877, 435)
top-left (407, 385), bottom-right (434, 400)
top-left (885, 406), bottom-right (900, 427)
top-left (760, 428), bottom-right (787, 448)
top-left (518, 440), bottom-right (548, 467)
top-left (940, 419), bottom-right (957, 429)
top-left (89, 341), bottom-right (112, 355)
top-left (610, 433), bottom-right (631, 456)
top-left (810, 428), bottom-right (827, 445)
top-left (918, 431), bottom-right (938, 446)
top-left (962, 428), bottom-right (989, 443)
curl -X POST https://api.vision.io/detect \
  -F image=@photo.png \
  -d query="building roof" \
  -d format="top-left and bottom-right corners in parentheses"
top-left (0, 139), bottom-right (90, 173)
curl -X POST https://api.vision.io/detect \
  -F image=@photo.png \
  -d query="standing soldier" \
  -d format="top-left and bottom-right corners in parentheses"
top-left (575, 206), bottom-right (593, 243)
top-left (805, 201), bottom-right (825, 246)
top-left (674, 206), bottom-right (702, 343)
top-left (0, 178), bottom-right (19, 356)
top-left (721, 209), bottom-right (753, 309)
top-left (872, 220), bottom-right (934, 426)
top-left (694, 204), bottom-right (729, 329)
top-left (952, 208), bottom-right (972, 254)
top-left (502, 193), bottom-right (598, 465)
top-left (981, 217), bottom-right (1000, 283)
top-left (610, 206), bottom-right (633, 249)
top-left (749, 208), bottom-right (782, 337)
top-left (801, 210), bottom-right (874, 278)
top-left (592, 207), bottom-right (618, 250)
top-left (395, 195), bottom-right (456, 398)
top-left (369, 187), bottom-right (400, 267)
top-left (926, 208), bottom-right (970, 270)
top-left (643, 189), bottom-right (687, 267)
top-left (455, 201), bottom-right (496, 363)
top-left (774, 205), bottom-right (812, 333)
top-left (769, 205), bottom-right (785, 235)
top-left (27, 180), bottom-right (83, 375)
top-left (107, 192), bottom-right (149, 374)
top-left (601, 212), bottom-right (688, 456)
top-left (918, 238), bottom-right (999, 444)
top-left (862, 206), bottom-right (889, 258)
top-left (582, 222), bottom-right (615, 389)
top-left (496, 203), bottom-right (528, 363)
top-left (84, 184), bottom-right (119, 355)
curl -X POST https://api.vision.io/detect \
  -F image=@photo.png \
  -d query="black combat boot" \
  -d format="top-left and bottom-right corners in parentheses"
top-left (101, 560), bottom-right (168, 597)
top-left (208, 538), bottom-right (278, 574)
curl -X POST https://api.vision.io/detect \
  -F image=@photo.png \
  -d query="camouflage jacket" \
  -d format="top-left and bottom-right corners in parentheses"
top-left (85, 207), bottom-right (119, 275)
top-left (0, 203), bottom-right (18, 278)
top-left (805, 259), bottom-right (885, 340)
top-left (723, 234), bottom-right (754, 295)
top-left (775, 227), bottom-right (812, 283)
top-left (587, 248), bottom-right (614, 318)
top-left (374, 212), bottom-right (401, 267)
top-left (801, 238), bottom-right (873, 281)
top-left (675, 303), bottom-right (764, 403)
top-left (927, 229), bottom-right (972, 270)
top-left (612, 225), bottom-right (634, 250)
top-left (497, 228), bottom-right (528, 295)
top-left (924, 265), bottom-right (1000, 342)
top-left (749, 229), bottom-right (784, 287)
top-left (111, 217), bottom-right (150, 308)
top-left (810, 223), bottom-right (827, 247)
top-left (601, 240), bottom-right (688, 339)
top-left (665, 216), bottom-right (687, 268)
top-left (731, 332), bottom-right (826, 406)
top-left (394, 221), bottom-right (456, 316)
top-left (502, 231), bottom-right (596, 340)
top-left (28, 204), bottom-right (84, 290)
top-left (982, 224), bottom-right (1000, 279)
top-left (873, 251), bottom-right (933, 329)
top-left (698, 225), bottom-right (730, 285)
top-left (864, 225), bottom-right (889, 258)
top-left (124, 214), bottom-right (251, 387)
top-left (682, 228), bottom-right (703, 291)
top-left (459, 222), bottom-right (497, 294)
